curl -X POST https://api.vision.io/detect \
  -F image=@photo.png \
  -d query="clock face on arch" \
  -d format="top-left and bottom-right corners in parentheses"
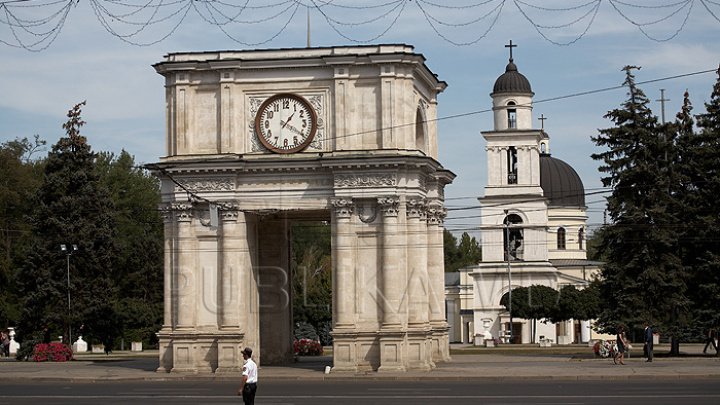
top-left (254, 93), bottom-right (318, 154)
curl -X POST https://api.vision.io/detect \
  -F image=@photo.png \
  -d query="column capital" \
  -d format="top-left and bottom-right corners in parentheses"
top-left (377, 196), bottom-right (400, 217)
top-left (426, 203), bottom-right (446, 225)
top-left (330, 197), bottom-right (354, 219)
top-left (171, 202), bottom-right (193, 222)
top-left (406, 197), bottom-right (427, 220)
top-left (219, 201), bottom-right (240, 221)
top-left (160, 203), bottom-right (174, 223)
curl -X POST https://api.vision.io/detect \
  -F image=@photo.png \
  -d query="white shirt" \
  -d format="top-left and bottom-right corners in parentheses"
top-left (243, 358), bottom-right (258, 383)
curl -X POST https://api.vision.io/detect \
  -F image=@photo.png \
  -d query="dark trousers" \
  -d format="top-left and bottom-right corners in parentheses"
top-left (644, 343), bottom-right (653, 361)
top-left (242, 382), bottom-right (257, 405)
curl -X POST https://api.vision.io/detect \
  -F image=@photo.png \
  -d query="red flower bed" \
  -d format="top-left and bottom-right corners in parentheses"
top-left (33, 343), bottom-right (73, 362)
top-left (293, 338), bottom-right (323, 356)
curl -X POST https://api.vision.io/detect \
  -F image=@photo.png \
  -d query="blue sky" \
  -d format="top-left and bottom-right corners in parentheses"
top-left (1, 0), bottom-right (718, 234)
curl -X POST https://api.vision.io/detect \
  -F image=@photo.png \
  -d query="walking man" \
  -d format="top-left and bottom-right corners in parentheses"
top-left (703, 328), bottom-right (718, 355)
top-left (643, 322), bottom-right (654, 362)
top-left (238, 347), bottom-right (258, 404)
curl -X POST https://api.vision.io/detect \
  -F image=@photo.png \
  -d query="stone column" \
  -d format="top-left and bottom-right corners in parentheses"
top-left (405, 198), bottom-right (432, 370)
top-left (427, 202), bottom-right (451, 362)
top-left (157, 204), bottom-right (175, 372)
top-left (219, 203), bottom-right (242, 329)
top-left (216, 202), bottom-right (244, 373)
top-left (330, 197), bottom-right (358, 372)
top-left (379, 196), bottom-right (403, 328)
top-left (175, 202), bottom-right (195, 329)
top-left (171, 202), bottom-right (198, 373)
top-left (378, 195), bottom-right (406, 372)
top-left (331, 197), bottom-right (355, 328)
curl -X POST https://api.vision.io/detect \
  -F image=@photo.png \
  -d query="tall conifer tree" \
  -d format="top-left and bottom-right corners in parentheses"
top-left (685, 67), bottom-right (720, 339)
top-left (591, 67), bottom-right (688, 346)
top-left (18, 102), bottom-right (119, 347)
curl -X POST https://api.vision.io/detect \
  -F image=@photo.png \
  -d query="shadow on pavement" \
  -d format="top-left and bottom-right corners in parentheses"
top-left (87, 358), bottom-right (159, 371)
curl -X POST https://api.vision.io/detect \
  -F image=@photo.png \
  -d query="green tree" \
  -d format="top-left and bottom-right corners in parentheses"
top-left (0, 136), bottom-right (46, 327)
top-left (291, 221), bottom-right (332, 344)
top-left (501, 285), bottom-right (559, 342)
top-left (17, 102), bottom-right (119, 348)
top-left (444, 230), bottom-right (481, 272)
top-left (443, 230), bottom-right (459, 272)
top-left (97, 150), bottom-right (163, 346)
top-left (681, 67), bottom-right (720, 342)
top-left (456, 232), bottom-right (482, 269)
top-left (551, 283), bottom-right (601, 323)
top-left (591, 67), bottom-right (688, 353)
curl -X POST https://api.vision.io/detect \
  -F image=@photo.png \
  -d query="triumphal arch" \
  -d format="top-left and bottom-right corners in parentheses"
top-left (151, 45), bottom-right (454, 373)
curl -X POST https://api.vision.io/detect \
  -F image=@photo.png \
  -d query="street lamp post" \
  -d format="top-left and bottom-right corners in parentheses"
top-left (60, 244), bottom-right (78, 345)
top-left (504, 210), bottom-right (513, 344)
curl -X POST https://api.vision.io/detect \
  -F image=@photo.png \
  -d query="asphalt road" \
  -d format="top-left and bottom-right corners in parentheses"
top-left (1, 379), bottom-right (719, 404)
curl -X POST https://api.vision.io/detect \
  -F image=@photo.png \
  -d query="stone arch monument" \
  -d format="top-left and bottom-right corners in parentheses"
top-left (151, 45), bottom-right (454, 373)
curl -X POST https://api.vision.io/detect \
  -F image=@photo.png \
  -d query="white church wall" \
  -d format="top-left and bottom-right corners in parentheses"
top-left (547, 206), bottom-right (588, 260)
top-left (491, 94), bottom-right (533, 131)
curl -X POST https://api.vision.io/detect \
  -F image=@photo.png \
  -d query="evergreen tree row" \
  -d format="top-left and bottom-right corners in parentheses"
top-left (592, 66), bottom-right (720, 354)
top-left (0, 102), bottom-right (163, 351)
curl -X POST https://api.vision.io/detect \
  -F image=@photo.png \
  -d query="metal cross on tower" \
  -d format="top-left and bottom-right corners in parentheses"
top-left (505, 40), bottom-right (517, 61)
top-left (538, 114), bottom-right (547, 130)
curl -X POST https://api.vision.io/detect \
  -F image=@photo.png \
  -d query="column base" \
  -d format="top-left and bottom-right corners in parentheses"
top-left (431, 323), bottom-right (451, 362)
top-left (406, 328), bottom-right (434, 371)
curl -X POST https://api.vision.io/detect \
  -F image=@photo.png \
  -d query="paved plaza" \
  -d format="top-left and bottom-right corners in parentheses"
top-left (1, 344), bottom-right (718, 382)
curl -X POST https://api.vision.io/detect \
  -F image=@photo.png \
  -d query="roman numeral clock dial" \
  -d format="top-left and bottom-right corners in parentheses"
top-left (254, 93), bottom-right (318, 154)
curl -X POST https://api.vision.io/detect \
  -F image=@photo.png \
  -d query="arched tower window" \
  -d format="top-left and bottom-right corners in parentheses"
top-left (557, 227), bottom-right (566, 250)
top-left (507, 101), bottom-right (517, 129)
top-left (415, 107), bottom-right (427, 151)
top-left (507, 146), bottom-right (518, 184)
top-left (540, 142), bottom-right (547, 154)
top-left (503, 214), bottom-right (524, 260)
top-left (578, 228), bottom-right (584, 250)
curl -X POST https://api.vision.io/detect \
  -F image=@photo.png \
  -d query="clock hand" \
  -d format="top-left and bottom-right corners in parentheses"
top-left (282, 112), bottom-right (295, 129)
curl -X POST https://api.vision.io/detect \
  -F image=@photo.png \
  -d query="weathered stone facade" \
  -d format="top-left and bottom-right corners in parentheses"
top-left (151, 45), bottom-right (454, 373)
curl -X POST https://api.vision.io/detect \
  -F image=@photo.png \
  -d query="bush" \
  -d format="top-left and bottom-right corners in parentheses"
top-left (293, 338), bottom-right (323, 356)
top-left (32, 342), bottom-right (73, 362)
top-left (15, 338), bottom-right (38, 361)
top-left (294, 322), bottom-right (319, 341)
top-left (317, 322), bottom-right (333, 346)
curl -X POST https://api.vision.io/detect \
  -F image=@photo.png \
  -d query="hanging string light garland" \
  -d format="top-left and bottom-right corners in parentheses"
top-left (0, 0), bottom-right (718, 51)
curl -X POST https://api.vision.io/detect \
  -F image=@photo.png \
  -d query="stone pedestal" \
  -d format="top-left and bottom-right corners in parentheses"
top-left (377, 330), bottom-right (406, 373)
top-left (331, 330), bottom-right (360, 372)
top-left (73, 336), bottom-right (88, 353)
top-left (8, 328), bottom-right (20, 355)
top-left (215, 333), bottom-right (245, 373)
top-left (131, 342), bottom-right (143, 352)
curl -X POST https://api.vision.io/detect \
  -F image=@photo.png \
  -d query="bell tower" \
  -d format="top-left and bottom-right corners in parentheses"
top-left (480, 41), bottom-right (547, 262)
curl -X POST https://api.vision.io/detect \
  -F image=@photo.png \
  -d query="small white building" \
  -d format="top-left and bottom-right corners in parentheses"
top-left (446, 50), bottom-right (604, 346)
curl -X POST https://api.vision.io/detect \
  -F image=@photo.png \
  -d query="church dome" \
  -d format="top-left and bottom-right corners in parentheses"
top-left (540, 154), bottom-right (585, 207)
top-left (492, 60), bottom-right (533, 95)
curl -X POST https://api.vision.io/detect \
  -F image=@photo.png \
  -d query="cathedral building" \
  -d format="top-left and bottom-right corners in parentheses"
top-left (446, 50), bottom-right (603, 346)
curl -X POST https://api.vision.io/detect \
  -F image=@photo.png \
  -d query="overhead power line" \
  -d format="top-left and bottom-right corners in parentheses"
top-left (2, 0), bottom-right (720, 51)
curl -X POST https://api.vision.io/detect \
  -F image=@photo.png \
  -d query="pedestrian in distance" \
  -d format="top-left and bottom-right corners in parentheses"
top-left (643, 322), bottom-right (654, 362)
top-left (237, 347), bottom-right (258, 405)
top-left (703, 328), bottom-right (718, 355)
top-left (613, 325), bottom-right (628, 365)
top-left (1, 331), bottom-right (9, 357)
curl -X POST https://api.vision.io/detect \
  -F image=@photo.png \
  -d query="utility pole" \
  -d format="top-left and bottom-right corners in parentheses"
top-left (504, 210), bottom-right (513, 344)
top-left (61, 244), bottom-right (78, 346)
top-left (657, 89), bottom-right (670, 124)
top-left (306, 6), bottom-right (311, 48)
